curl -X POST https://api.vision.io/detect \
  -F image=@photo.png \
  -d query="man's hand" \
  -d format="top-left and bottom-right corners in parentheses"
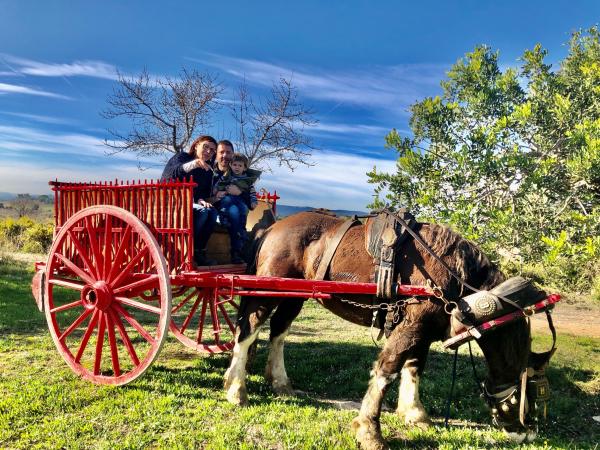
top-left (226, 185), bottom-right (242, 196)
top-left (197, 199), bottom-right (213, 208)
top-left (215, 190), bottom-right (227, 200)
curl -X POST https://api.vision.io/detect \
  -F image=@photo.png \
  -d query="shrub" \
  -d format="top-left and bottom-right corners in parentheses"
top-left (0, 217), bottom-right (53, 253)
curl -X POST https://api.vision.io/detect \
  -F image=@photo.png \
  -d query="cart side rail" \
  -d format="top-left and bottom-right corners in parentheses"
top-left (50, 178), bottom-right (195, 272)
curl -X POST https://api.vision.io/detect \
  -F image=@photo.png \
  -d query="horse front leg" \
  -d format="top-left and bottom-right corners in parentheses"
top-left (265, 299), bottom-right (305, 396)
top-left (224, 298), bottom-right (274, 405)
top-left (396, 355), bottom-right (433, 429)
top-left (351, 324), bottom-right (426, 450)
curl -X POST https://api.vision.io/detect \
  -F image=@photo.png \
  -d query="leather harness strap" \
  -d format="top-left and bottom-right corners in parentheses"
top-left (314, 218), bottom-right (361, 280)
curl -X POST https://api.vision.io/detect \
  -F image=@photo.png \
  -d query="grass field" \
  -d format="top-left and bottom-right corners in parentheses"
top-left (0, 255), bottom-right (598, 449)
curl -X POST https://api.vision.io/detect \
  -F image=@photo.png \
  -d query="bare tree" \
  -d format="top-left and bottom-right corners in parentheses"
top-left (103, 68), bottom-right (223, 157)
top-left (232, 78), bottom-right (317, 170)
top-left (12, 194), bottom-right (39, 218)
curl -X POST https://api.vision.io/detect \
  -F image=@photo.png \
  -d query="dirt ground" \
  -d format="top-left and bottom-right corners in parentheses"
top-left (530, 296), bottom-right (600, 338)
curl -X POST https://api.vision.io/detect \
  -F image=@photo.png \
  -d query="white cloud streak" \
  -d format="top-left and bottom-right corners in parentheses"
top-left (1, 54), bottom-right (119, 80)
top-left (0, 82), bottom-right (70, 99)
top-left (189, 53), bottom-right (446, 116)
top-left (0, 124), bottom-right (397, 210)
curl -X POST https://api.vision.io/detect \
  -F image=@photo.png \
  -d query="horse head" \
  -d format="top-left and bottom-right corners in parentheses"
top-left (473, 281), bottom-right (556, 443)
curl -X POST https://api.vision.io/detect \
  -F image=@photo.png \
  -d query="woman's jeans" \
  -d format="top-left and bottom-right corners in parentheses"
top-left (217, 195), bottom-right (248, 253)
top-left (193, 205), bottom-right (217, 251)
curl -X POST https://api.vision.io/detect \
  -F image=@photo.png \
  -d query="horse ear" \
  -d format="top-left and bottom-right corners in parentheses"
top-left (529, 348), bottom-right (556, 371)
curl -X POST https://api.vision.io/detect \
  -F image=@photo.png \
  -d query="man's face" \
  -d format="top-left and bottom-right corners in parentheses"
top-left (230, 161), bottom-right (246, 175)
top-left (216, 144), bottom-right (234, 169)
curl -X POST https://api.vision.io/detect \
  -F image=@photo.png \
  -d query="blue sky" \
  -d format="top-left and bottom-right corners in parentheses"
top-left (0, 1), bottom-right (598, 210)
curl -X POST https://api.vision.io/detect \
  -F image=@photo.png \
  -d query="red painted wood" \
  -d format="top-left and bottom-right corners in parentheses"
top-left (44, 205), bottom-right (172, 385)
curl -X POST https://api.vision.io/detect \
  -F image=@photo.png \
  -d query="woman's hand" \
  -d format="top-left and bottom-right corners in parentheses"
top-left (225, 185), bottom-right (242, 196)
top-left (215, 190), bottom-right (227, 200)
top-left (197, 199), bottom-right (213, 208)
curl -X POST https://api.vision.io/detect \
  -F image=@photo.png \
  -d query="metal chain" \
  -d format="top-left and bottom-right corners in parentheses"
top-left (336, 296), bottom-right (409, 310)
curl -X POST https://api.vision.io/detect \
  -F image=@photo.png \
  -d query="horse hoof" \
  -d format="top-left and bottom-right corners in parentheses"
top-left (351, 416), bottom-right (389, 450)
top-left (226, 384), bottom-right (249, 406)
top-left (396, 407), bottom-right (432, 430)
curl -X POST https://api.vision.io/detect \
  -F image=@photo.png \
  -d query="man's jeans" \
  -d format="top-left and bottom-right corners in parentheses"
top-left (217, 195), bottom-right (248, 253)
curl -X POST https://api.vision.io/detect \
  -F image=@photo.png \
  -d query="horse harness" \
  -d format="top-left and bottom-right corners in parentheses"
top-left (313, 208), bottom-right (559, 427)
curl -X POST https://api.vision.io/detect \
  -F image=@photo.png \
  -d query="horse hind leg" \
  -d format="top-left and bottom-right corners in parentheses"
top-left (396, 357), bottom-right (433, 430)
top-left (224, 297), bottom-right (275, 406)
top-left (265, 299), bottom-right (305, 396)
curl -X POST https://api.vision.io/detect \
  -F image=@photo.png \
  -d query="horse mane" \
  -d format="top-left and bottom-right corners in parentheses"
top-left (419, 222), bottom-right (505, 291)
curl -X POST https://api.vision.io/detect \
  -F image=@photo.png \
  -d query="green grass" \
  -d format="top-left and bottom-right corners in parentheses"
top-left (0, 255), bottom-right (598, 449)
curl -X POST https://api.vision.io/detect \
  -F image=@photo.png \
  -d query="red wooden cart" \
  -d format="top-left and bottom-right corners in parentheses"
top-left (31, 179), bottom-right (560, 386)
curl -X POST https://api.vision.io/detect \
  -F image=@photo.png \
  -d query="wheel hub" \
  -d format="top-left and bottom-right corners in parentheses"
top-left (81, 281), bottom-right (114, 311)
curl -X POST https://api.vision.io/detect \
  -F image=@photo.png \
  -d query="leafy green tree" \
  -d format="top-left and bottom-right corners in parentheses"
top-left (369, 28), bottom-right (600, 292)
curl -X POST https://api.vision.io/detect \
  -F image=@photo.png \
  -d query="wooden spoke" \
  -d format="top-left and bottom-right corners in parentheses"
top-left (58, 309), bottom-right (93, 342)
top-left (49, 299), bottom-right (83, 314)
top-left (115, 296), bottom-right (161, 315)
top-left (180, 296), bottom-right (202, 334)
top-left (54, 253), bottom-right (95, 285)
top-left (106, 225), bottom-right (132, 284)
top-left (93, 311), bottom-right (106, 375)
top-left (108, 308), bottom-right (139, 366)
top-left (75, 309), bottom-right (100, 363)
top-left (172, 289), bottom-right (198, 314)
top-left (195, 296), bottom-right (209, 344)
top-left (110, 246), bottom-right (150, 289)
top-left (113, 303), bottom-right (156, 345)
top-left (84, 215), bottom-right (104, 275)
top-left (48, 277), bottom-right (85, 291)
top-left (218, 302), bottom-right (236, 333)
top-left (210, 300), bottom-right (220, 344)
top-left (102, 214), bottom-right (113, 279)
top-left (105, 313), bottom-right (121, 377)
top-left (67, 230), bottom-right (98, 280)
top-left (113, 274), bottom-right (158, 295)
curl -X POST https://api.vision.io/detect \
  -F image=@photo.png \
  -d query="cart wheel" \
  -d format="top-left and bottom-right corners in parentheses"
top-left (169, 287), bottom-right (238, 353)
top-left (44, 205), bottom-right (172, 385)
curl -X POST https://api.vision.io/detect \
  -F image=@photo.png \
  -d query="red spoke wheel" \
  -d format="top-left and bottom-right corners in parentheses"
top-left (44, 205), bottom-right (171, 385)
top-left (169, 287), bottom-right (238, 353)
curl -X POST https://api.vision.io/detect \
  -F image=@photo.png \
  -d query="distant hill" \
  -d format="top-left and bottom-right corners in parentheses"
top-left (275, 204), bottom-right (367, 218)
top-left (0, 192), bottom-right (17, 201)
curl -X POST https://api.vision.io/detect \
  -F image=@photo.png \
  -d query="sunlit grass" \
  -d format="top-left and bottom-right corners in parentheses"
top-left (0, 255), bottom-right (598, 449)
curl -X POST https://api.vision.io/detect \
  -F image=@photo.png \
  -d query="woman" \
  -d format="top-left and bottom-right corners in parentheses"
top-left (161, 135), bottom-right (220, 266)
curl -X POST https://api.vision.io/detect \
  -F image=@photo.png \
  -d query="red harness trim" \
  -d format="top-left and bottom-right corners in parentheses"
top-left (442, 294), bottom-right (561, 350)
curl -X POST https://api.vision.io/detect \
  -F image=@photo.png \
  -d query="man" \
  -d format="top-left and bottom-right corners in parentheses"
top-left (212, 140), bottom-right (255, 263)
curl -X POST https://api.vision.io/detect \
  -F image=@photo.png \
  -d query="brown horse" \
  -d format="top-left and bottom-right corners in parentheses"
top-left (224, 211), bottom-right (551, 449)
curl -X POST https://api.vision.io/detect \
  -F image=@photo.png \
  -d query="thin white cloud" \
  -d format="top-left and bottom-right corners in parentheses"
top-left (308, 122), bottom-right (391, 136)
top-left (0, 82), bottom-right (70, 99)
top-left (188, 53), bottom-right (446, 116)
top-left (0, 111), bottom-right (76, 125)
top-left (260, 149), bottom-right (398, 211)
top-left (1, 54), bottom-right (119, 80)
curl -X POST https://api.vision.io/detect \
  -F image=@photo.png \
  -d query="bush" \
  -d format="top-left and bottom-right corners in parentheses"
top-left (0, 217), bottom-right (53, 254)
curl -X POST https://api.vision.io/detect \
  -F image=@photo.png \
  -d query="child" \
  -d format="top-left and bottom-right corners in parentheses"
top-left (214, 153), bottom-right (261, 263)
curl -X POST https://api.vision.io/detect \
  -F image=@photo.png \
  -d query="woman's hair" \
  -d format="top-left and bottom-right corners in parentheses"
top-left (188, 135), bottom-right (217, 156)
